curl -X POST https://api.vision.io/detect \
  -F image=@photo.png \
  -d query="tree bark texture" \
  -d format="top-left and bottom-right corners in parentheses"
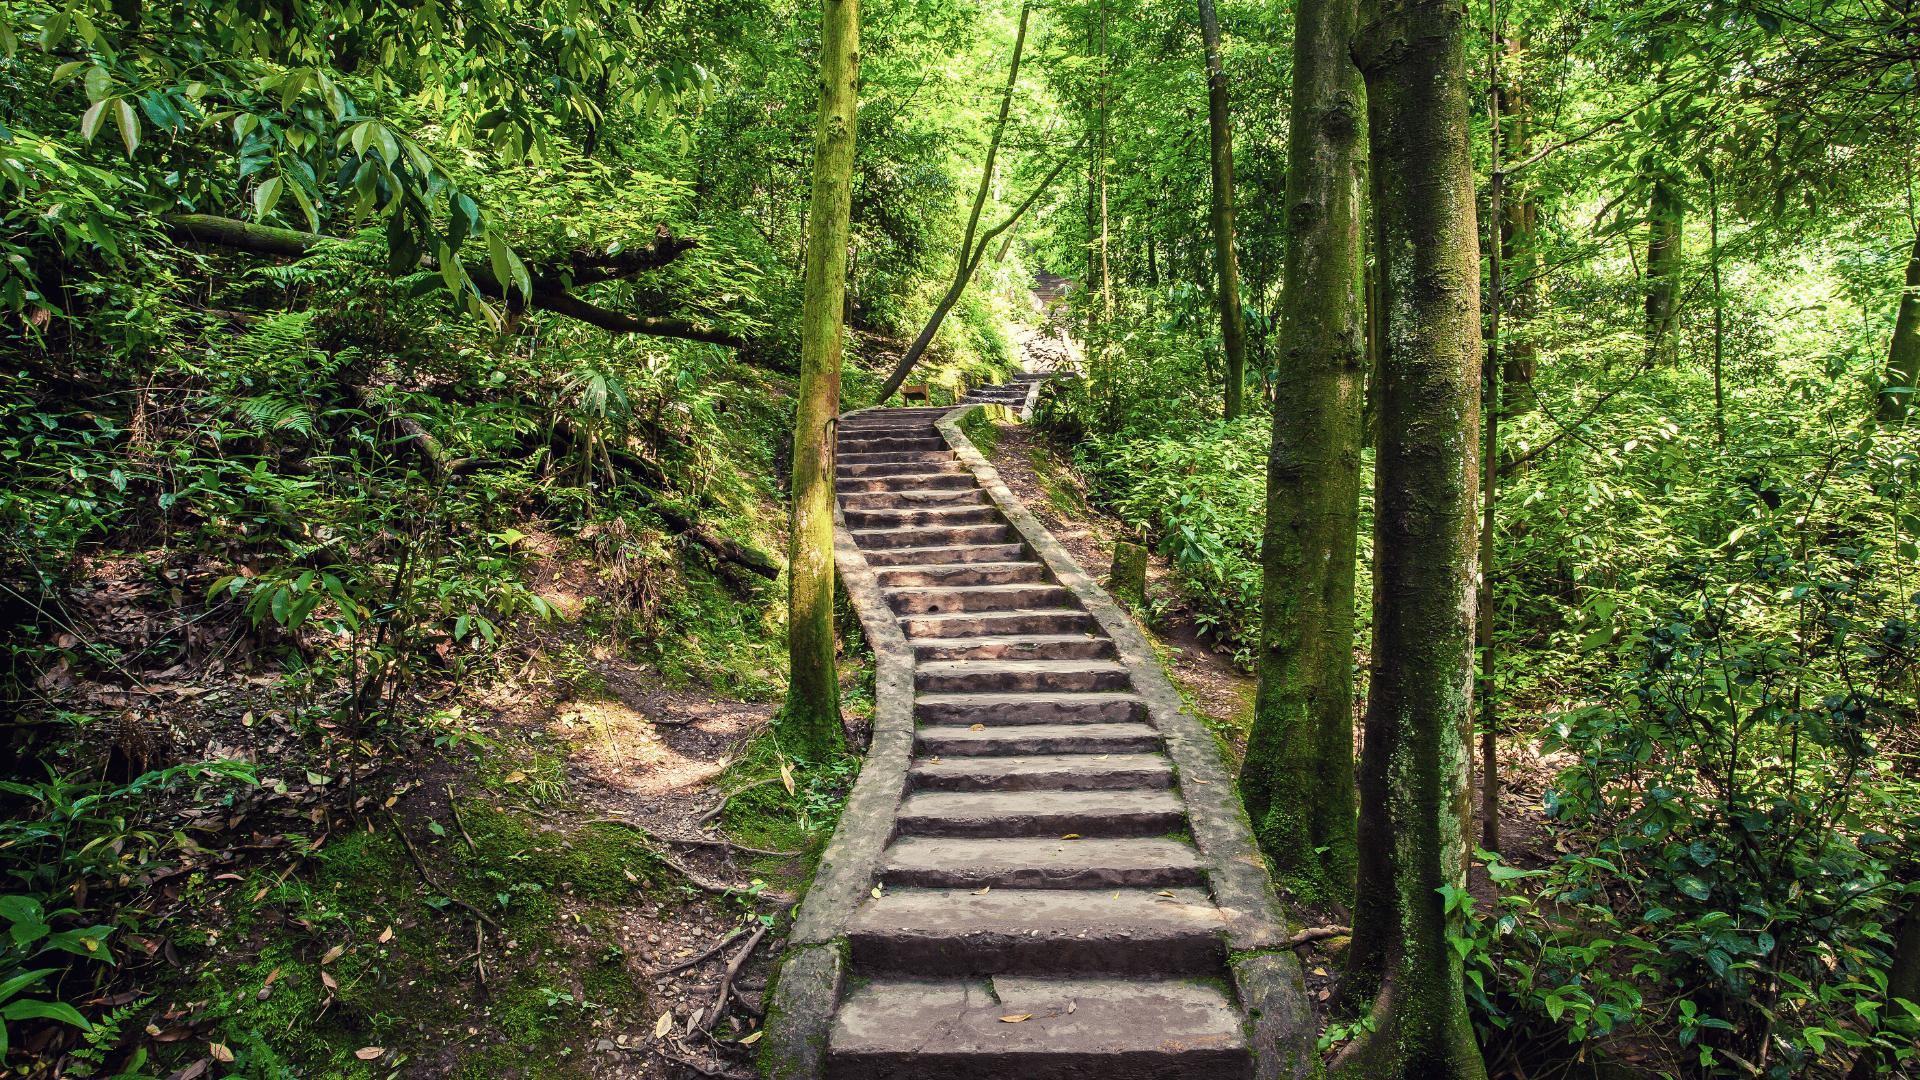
top-left (1643, 178), bottom-right (1684, 366)
top-left (779, 0), bottom-right (860, 763)
top-left (1198, 0), bottom-right (1250, 421)
top-left (1337, 1), bottom-right (1488, 1078)
top-left (1877, 232), bottom-right (1920, 422)
top-left (1238, 0), bottom-right (1365, 903)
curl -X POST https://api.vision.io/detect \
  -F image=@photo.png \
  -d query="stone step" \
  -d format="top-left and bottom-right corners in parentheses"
top-left (838, 472), bottom-right (979, 493)
top-left (838, 460), bottom-right (968, 479)
top-left (910, 752), bottom-right (1173, 792)
top-left (838, 488), bottom-right (987, 511)
top-left (914, 691), bottom-right (1147, 726)
top-left (827, 976), bottom-right (1250, 1079)
top-left (895, 790), bottom-right (1189, 838)
top-left (878, 837), bottom-right (1204, 889)
top-left (845, 504), bottom-right (1003, 530)
top-left (913, 634), bottom-right (1115, 662)
top-left (837, 436), bottom-right (949, 454)
top-left (846, 406), bottom-right (951, 419)
top-left (838, 450), bottom-right (956, 467)
top-left (914, 659), bottom-right (1131, 694)
top-left (860, 543), bottom-right (1028, 567)
top-left (854, 523), bottom-right (1016, 549)
top-left (845, 888), bottom-right (1220, 973)
top-left (873, 562), bottom-right (1045, 588)
top-left (917, 722), bottom-right (1161, 758)
top-left (885, 583), bottom-right (1072, 615)
top-left (900, 609), bottom-right (1097, 638)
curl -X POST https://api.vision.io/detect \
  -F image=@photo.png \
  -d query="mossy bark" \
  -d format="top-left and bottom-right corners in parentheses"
top-left (1197, 0), bottom-right (1249, 421)
top-left (1336, 1), bottom-right (1487, 1078)
top-left (778, 0), bottom-right (860, 764)
top-left (1643, 178), bottom-right (1684, 366)
top-left (1876, 232), bottom-right (1920, 422)
top-left (1238, 0), bottom-right (1364, 903)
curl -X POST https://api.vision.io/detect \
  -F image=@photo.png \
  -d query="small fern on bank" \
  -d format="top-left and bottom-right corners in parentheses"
top-left (205, 312), bottom-right (358, 438)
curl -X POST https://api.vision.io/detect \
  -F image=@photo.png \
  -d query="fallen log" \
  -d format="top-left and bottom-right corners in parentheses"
top-left (165, 215), bottom-right (745, 348)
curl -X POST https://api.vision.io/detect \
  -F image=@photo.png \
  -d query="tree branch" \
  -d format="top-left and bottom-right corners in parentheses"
top-left (164, 215), bottom-right (743, 348)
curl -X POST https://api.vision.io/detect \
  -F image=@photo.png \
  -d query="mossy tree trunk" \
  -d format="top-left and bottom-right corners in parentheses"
top-left (1876, 231), bottom-right (1920, 422)
top-left (1336, 1), bottom-right (1488, 1078)
top-left (778, 0), bottom-right (860, 764)
top-left (1197, 0), bottom-right (1249, 421)
top-left (1643, 177), bottom-right (1684, 366)
top-left (1237, 0), bottom-right (1364, 903)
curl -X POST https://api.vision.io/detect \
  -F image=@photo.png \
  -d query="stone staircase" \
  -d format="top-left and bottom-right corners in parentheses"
top-left (961, 372), bottom-right (1048, 414)
top-left (816, 406), bottom-right (1259, 1078)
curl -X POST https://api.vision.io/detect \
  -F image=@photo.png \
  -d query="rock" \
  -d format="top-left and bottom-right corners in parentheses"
top-left (1107, 542), bottom-right (1147, 605)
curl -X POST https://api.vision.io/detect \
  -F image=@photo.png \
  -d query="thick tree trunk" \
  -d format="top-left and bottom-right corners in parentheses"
top-left (1643, 179), bottom-right (1684, 366)
top-left (1876, 232), bottom-right (1920, 422)
top-left (1336, 1), bottom-right (1488, 1078)
top-left (1237, 0), bottom-right (1365, 902)
top-left (778, 0), bottom-right (861, 763)
top-left (1197, 0), bottom-right (1250, 421)
top-left (1845, 898), bottom-right (1920, 1080)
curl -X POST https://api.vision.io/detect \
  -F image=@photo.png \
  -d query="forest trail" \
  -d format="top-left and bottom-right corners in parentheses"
top-left (806, 372), bottom-right (1287, 1077)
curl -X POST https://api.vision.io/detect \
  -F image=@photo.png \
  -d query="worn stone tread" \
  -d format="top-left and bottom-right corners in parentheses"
top-left (910, 752), bottom-right (1174, 792)
top-left (912, 633), bottom-right (1116, 661)
top-left (914, 722), bottom-right (1160, 758)
top-left (913, 691), bottom-right (1147, 724)
top-left (858, 542), bottom-right (1028, 566)
top-left (844, 888), bottom-right (1222, 974)
top-left (914, 658), bottom-right (1132, 693)
top-left (872, 561), bottom-right (1046, 587)
top-left (827, 976), bottom-right (1249, 1079)
top-left (880, 837), bottom-right (1202, 889)
top-left (899, 609), bottom-right (1098, 637)
top-left (895, 789), bottom-right (1188, 837)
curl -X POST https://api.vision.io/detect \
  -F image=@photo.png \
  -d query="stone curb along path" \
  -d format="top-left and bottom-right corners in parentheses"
top-left (762, 394), bottom-right (1312, 1080)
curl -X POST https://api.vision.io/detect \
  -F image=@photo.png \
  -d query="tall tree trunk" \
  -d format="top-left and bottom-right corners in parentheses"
top-left (1709, 155), bottom-right (1726, 442)
top-left (1643, 177), bottom-right (1684, 366)
top-left (1497, 41), bottom-right (1537, 415)
top-left (1198, 0), bottom-right (1250, 421)
top-left (1877, 231), bottom-right (1920, 422)
top-left (1237, 0), bottom-right (1364, 902)
top-left (1097, 0), bottom-right (1113, 324)
top-left (1477, 7), bottom-right (1506, 855)
top-left (1336, 1), bottom-right (1488, 1077)
top-left (778, 0), bottom-right (861, 764)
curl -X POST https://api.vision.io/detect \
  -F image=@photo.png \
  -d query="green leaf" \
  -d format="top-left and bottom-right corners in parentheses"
top-left (0, 969), bottom-right (58, 1006)
top-left (1, 999), bottom-right (91, 1030)
top-left (10, 920), bottom-right (49, 947)
top-left (1673, 875), bottom-right (1711, 901)
top-left (287, 181), bottom-right (321, 232)
top-left (79, 99), bottom-right (109, 142)
top-left (83, 65), bottom-right (112, 102)
top-left (112, 98), bottom-right (139, 156)
top-left (252, 176), bottom-right (285, 222)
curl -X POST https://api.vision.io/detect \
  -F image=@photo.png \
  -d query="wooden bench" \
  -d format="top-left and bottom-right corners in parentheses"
top-left (901, 385), bottom-right (930, 404)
